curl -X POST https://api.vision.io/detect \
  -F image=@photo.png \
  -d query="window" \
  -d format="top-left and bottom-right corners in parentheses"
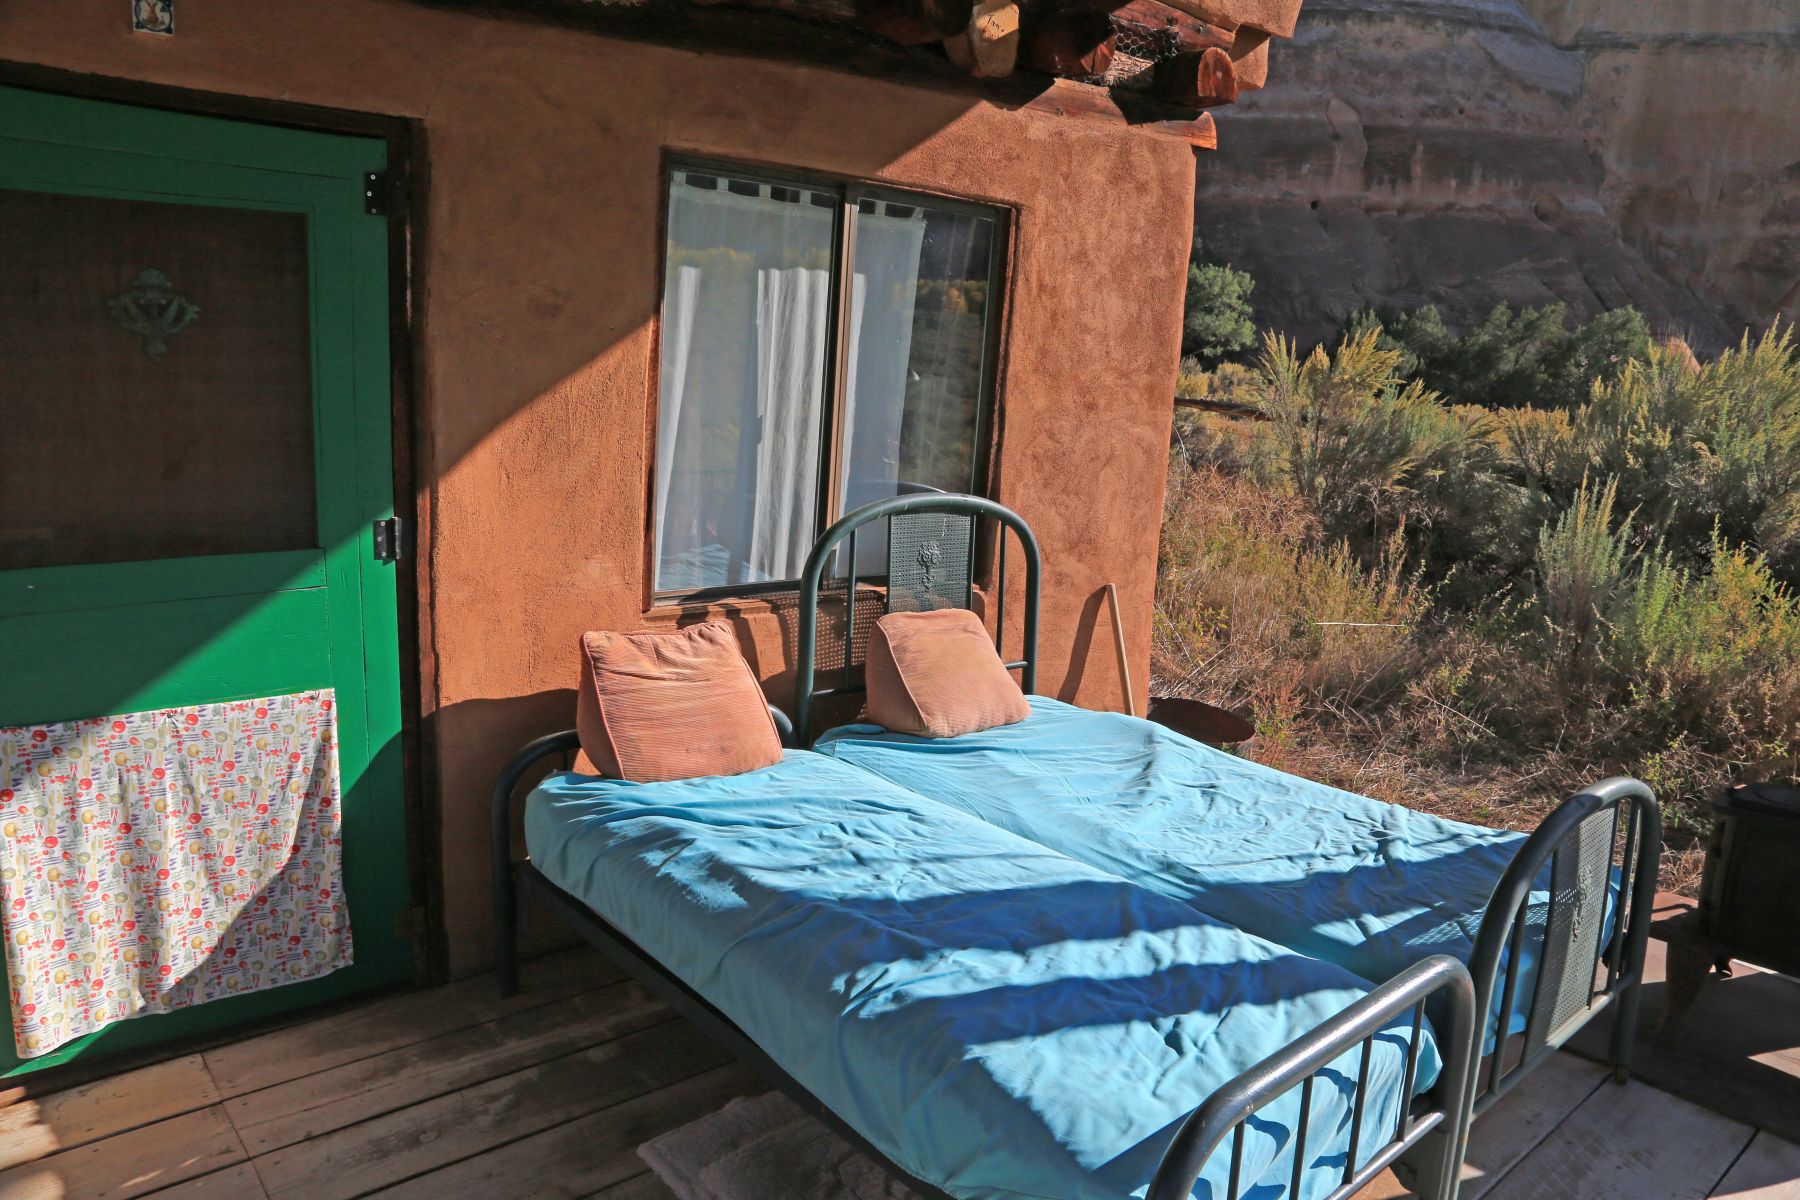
top-left (651, 163), bottom-right (1004, 596)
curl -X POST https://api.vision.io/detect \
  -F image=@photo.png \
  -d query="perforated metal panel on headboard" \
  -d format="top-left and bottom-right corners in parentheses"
top-left (886, 511), bottom-right (974, 614)
top-left (795, 493), bottom-right (1041, 744)
top-left (1525, 805), bottom-right (1619, 1051)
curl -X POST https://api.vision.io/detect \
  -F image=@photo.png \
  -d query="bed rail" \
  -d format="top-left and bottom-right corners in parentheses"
top-left (1149, 953), bottom-right (1476, 1200)
top-left (1466, 776), bottom-right (1661, 1121)
top-left (489, 731), bottom-right (1478, 1200)
top-left (489, 705), bottom-right (794, 997)
top-left (794, 493), bottom-right (1040, 744)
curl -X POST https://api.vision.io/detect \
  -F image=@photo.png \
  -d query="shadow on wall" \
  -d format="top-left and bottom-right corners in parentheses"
top-left (5, 0), bottom-right (1183, 987)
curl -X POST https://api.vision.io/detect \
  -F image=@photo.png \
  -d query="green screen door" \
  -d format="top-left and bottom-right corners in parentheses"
top-left (0, 86), bottom-right (413, 1075)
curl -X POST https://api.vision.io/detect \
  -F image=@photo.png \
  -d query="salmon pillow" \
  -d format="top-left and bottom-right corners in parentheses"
top-left (866, 608), bottom-right (1030, 738)
top-left (575, 622), bottom-right (784, 782)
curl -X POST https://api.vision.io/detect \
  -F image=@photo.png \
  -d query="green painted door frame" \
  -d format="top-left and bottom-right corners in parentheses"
top-left (0, 85), bottom-right (413, 1075)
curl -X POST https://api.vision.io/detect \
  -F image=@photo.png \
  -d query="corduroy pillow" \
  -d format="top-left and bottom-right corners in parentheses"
top-left (865, 608), bottom-right (1030, 738)
top-left (575, 622), bottom-right (784, 782)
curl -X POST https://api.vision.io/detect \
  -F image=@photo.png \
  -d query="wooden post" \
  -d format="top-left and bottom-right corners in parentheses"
top-left (1104, 582), bottom-right (1138, 718)
top-left (1152, 45), bottom-right (1238, 108)
top-left (1108, 0), bottom-right (1234, 54)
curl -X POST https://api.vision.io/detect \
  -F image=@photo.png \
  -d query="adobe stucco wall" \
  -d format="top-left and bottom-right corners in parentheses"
top-left (2, 0), bottom-right (1195, 975)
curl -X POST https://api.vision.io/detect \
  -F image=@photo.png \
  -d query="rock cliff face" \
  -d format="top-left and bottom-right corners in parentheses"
top-left (1194, 0), bottom-right (1800, 351)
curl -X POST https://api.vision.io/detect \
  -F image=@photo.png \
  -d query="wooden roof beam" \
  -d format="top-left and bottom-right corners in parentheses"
top-left (1019, 6), bottom-right (1116, 78)
top-left (1128, 0), bottom-right (1299, 38)
top-left (1153, 45), bottom-right (1238, 108)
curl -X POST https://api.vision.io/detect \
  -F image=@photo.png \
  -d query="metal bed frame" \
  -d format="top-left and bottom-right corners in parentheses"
top-left (788, 494), bottom-right (1663, 1121)
top-left (485, 490), bottom-right (1657, 1200)
top-left (492, 738), bottom-right (1478, 1200)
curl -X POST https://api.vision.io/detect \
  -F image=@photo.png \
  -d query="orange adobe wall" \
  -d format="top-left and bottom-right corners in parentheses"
top-left (1, 0), bottom-right (1196, 975)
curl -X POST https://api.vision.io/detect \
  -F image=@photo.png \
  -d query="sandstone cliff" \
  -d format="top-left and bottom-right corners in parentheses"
top-left (1194, 0), bottom-right (1800, 351)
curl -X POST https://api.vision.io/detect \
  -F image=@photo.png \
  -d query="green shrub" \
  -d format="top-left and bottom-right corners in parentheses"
top-left (1339, 302), bottom-right (1651, 411)
top-left (1533, 475), bottom-right (1634, 680)
top-left (1506, 325), bottom-right (1800, 586)
top-left (1156, 461), bottom-right (1426, 720)
top-left (1244, 330), bottom-right (1529, 600)
top-left (1183, 239), bottom-right (1256, 364)
top-left (1611, 535), bottom-right (1800, 763)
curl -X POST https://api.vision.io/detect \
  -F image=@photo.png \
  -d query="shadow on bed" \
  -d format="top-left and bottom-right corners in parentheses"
top-left (495, 733), bottom-right (1478, 1200)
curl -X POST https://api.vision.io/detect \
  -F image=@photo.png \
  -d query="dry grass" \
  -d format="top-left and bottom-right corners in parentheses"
top-left (1153, 331), bottom-right (1800, 898)
top-left (1155, 451), bottom-right (1713, 893)
top-left (1155, 457), bottom-right (1424, 717)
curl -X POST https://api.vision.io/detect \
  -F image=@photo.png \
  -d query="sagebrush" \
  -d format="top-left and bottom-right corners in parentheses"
top-left (1158, 323), bottom-right (1800, 890)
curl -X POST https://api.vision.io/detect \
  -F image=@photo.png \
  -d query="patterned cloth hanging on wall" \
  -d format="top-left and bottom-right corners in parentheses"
top-left (0, 690), bottom-right (351, 1057)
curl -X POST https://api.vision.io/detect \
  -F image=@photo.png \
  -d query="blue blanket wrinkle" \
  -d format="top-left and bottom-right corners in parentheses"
top-left (526, 749), bottom-right (1440, 1200)
top-left (816, 697), bottom-right (1608, 1045)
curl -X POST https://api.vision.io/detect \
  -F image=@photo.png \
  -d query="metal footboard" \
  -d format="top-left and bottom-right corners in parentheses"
top-left (490, 732), bottom-right (1479, 1200)
top-left (1466, 776), bottom-right (1662, 1118)
top-left (1148, 954), bottom-right (1477, 1200)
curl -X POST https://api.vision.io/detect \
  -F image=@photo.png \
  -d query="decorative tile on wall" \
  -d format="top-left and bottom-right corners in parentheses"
top-left (131, 0), bottom-right (174, 35)
top-left (0, 691), bottom-right (351, 1057)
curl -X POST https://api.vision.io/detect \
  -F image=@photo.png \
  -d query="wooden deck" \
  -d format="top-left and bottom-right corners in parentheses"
top-left (0, 945), bottom-right (1793, 1200)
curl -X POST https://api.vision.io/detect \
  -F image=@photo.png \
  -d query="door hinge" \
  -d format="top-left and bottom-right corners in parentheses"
top-left (363, 169), bottom-right (398, 216)
top-left (393, 904), bottom-right (429, 941)
top-left (373, 517), bottom-right (408, 563)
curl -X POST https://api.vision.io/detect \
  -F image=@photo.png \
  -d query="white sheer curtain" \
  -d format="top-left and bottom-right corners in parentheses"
top-left (748, 265), bottom-right (830, 579)
top-left (653, 264), bottom-right (700, 578)
top-left (655, 173), bottom-right (835, 590)
top-left (839, 206), bottom-right (928, 579)
top-left (655, 176), bottom-right (975, 592)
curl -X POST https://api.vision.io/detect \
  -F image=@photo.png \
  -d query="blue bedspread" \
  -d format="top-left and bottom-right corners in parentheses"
top-left (815, 699), bottom-right (1538, 1007)
top-left (526, 750), bottom-right (1440, 1200)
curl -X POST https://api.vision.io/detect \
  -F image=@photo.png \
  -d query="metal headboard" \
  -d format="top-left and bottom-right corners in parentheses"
top-left (794, 493), bottom-right (1041, 744)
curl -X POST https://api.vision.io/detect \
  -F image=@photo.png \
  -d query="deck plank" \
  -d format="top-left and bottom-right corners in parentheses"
top-left (1353, 1051), bottom-right (1612, 1200)
top-left (369, 1063), bottom-right (761, 1200)
top-left (1568, 914), bottom-right (1800, 1146)
top-left (139, 1161), bottom-right (270, 1199)
top-left (204, 949), bottom-right (619, 1099)
top-left (1484, 1078), bottom-right (1754, 1200)
top-left (251, 1019), bottom-right (728, 1200)
top-left (587, 1172), bottom-right (680, 1200)
top-left (1463, 1053), bottom-right (1611, 1199)
top-left (0, 1105), bottom-right (245, 1200)
top-left (1711, 1132), bottom-right (1800, 1199)
top-left (227, 980), bottom-right (667, 1155)
top-left (0, 1054), bottom-right (220, 1172)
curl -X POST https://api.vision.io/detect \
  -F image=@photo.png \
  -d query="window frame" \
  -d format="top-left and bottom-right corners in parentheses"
top-left (645, 153), bottom-right (1011, 608)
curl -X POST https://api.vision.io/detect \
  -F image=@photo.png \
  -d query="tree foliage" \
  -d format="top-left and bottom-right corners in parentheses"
top-left (1183, 238), bottom-right (1256, 364)
top-left (1338, 301), bottom-right (1652, 410)
top-left (1160, 310), bottom-right (1800, 857)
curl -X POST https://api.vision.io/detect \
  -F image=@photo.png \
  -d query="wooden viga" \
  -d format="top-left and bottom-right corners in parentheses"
top-left (852, 0), bottom-right (1299, 144)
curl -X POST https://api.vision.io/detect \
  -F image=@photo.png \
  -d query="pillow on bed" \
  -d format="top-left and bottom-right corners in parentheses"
top-left (575, 621), bottom-right (783, 782)
top-left (866, 609), bottom-right (1030, 738)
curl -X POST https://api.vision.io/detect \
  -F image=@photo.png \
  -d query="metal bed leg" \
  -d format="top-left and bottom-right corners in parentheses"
top-left (491, 729), bottom-right (584, 999)
top-left (1391, 1123), bottom-right (1460, 1200)
top-left (1607, 977), bottom-right (1640, 1084)
top-left (1607, 789), bottom-right (1660, 1086)
top-left (495, 856), bottom-right (519, 998)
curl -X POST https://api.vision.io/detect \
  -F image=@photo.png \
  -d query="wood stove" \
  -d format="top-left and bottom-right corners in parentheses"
top-left (1654, 781), bottom-right (1800, 1027)
top-left (1698, 782), bottom-right (1800, 977)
